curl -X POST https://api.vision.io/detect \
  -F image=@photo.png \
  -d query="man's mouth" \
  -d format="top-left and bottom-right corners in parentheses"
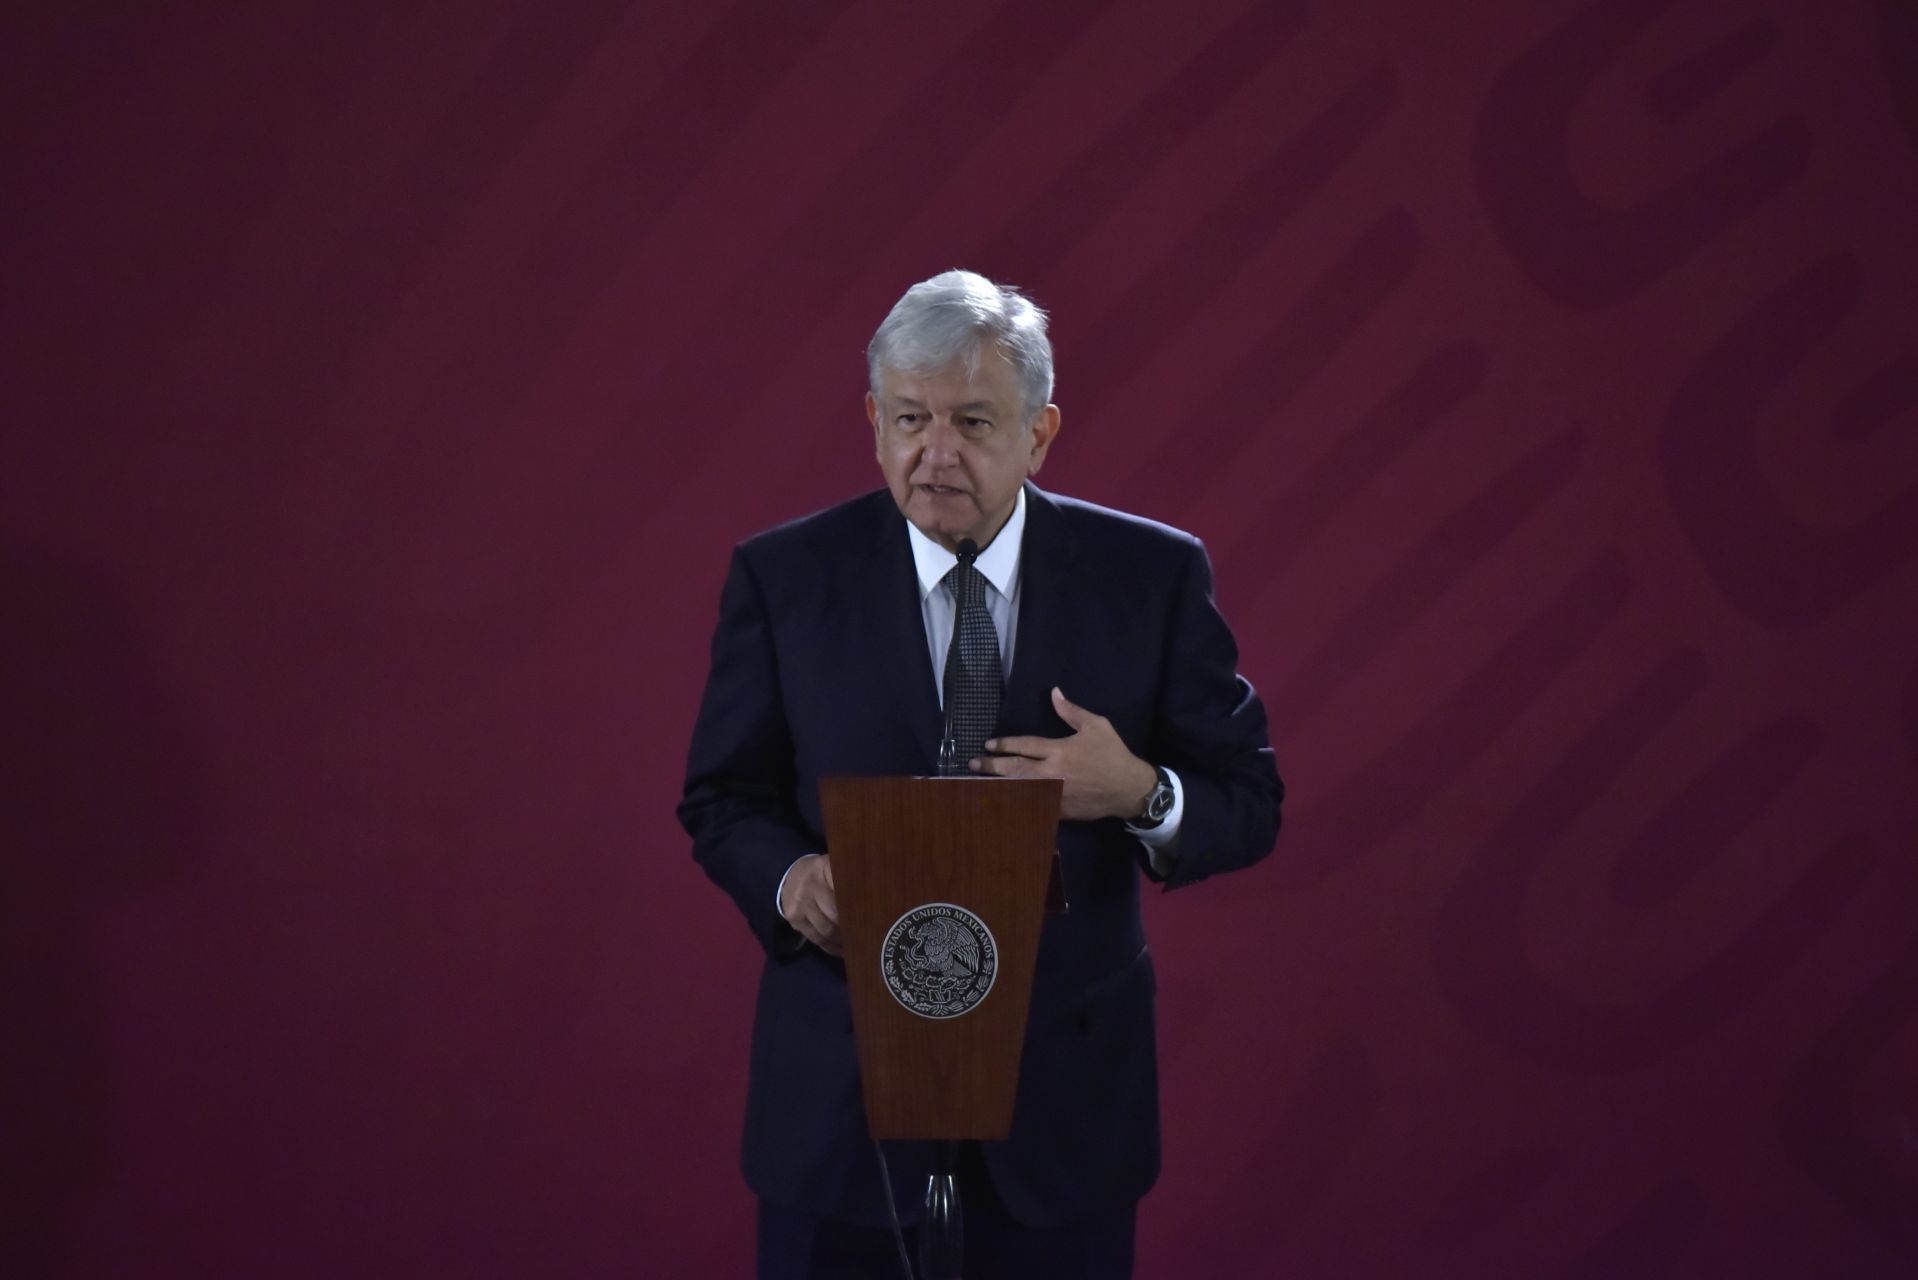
top-left (920, 484), bottom-right (967, 497)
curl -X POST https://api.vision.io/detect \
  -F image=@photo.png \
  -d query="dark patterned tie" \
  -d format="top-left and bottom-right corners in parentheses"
top-left (939, 555), bottom-right (1002, 774)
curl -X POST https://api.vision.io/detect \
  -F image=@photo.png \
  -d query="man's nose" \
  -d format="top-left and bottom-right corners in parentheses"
top-left (921, 419), bottom-right (963, 467)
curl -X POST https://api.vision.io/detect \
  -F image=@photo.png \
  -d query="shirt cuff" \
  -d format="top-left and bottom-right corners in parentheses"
top-left (1124, 767), bottom-right (1183, 876)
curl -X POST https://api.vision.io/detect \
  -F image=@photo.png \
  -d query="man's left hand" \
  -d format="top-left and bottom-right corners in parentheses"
top-left (971, 686), bottom-right (1157, 822)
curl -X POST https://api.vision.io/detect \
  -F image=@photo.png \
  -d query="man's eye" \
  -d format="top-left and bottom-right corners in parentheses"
top-left (961, 418), bottom-right (991, 432)
top-left (897, 414), bottom-right (924, 428)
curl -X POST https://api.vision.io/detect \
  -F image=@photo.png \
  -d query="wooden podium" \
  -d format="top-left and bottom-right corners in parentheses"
top-left (819, 775), bottom-right (1062, 1141)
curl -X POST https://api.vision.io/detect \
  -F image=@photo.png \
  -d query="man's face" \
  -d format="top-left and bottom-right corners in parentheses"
top-left (867, 346), bottom-right (1060, 553)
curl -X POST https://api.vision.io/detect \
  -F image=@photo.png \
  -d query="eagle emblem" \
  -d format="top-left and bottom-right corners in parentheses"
top-left (880, 903), bottom-right (998, 1019)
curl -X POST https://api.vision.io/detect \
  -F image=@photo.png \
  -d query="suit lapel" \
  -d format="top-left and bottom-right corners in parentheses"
top-left (863, 483), bottom-right (1082, 768)
top-left (1000, 483), bottom-right (1080, 740)
top-left (866, 497), bottom-right (948, 772)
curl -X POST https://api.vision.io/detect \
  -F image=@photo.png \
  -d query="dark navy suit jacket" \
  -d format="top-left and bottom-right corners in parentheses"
top-left (679, 483), bottom-right (1283, 1227)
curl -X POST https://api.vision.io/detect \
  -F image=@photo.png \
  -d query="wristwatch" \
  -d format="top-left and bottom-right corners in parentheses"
top-left (1133, 765), bottom-right (1175, 828)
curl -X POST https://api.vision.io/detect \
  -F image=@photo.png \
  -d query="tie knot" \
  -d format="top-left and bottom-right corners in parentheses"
top-left (944, 560), bottom-right (985, 607)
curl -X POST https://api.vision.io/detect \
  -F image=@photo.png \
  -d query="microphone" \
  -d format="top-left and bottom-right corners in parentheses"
top-left (937, 539), bottom-right (980, 776)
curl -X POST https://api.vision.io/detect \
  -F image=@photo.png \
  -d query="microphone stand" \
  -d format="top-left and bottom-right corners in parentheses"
top-left (921, 1140), bottom-right (963, 1280)
top-left (925, 538), bottom-right (978, 1277)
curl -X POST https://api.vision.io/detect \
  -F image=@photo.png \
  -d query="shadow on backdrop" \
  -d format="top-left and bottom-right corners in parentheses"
top-left (0, 534), bottom-right (207, 1278)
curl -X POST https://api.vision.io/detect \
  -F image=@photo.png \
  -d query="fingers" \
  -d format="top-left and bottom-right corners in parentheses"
top-left (970, 752), bottom-right (1037, 778)
top-left (983, 734), bottom-right (1053, 760)
top-left (796, 919), bottom-right (843, 956)
top-left (784, 856), bottom-right (842, 955)
top-left (806, 866), bottom-right (838, 930)
top-left (793, 892), bottom-right (842, 955)
top-left (978, 689), bottom-right (1146, 821)
top-left (1051, 686), bottom-right (1095, 730)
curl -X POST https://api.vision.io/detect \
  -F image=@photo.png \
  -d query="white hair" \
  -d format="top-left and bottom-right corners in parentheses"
top-left (867, 270), bottom-right (1054, 419)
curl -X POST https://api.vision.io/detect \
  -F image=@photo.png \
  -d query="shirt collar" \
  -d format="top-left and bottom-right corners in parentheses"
top-left (906, 486), bottom-right (1026, 602)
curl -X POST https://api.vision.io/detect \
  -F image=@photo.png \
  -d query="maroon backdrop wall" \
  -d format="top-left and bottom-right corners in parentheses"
top-left (4, 1), bottom-right (1915, 1276)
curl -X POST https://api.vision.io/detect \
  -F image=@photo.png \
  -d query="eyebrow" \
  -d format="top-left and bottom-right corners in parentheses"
top-left (888, 396), bottom-right (1000, 415)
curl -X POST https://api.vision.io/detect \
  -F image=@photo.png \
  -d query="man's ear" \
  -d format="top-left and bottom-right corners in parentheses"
top-left (866, 391), bottom-right (881, 452)
top-left (1026, 404), bottom-right (1061, 475)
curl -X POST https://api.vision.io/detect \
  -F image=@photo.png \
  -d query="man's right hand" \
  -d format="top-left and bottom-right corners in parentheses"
top-left (778, 854), bottom-right (842, 956)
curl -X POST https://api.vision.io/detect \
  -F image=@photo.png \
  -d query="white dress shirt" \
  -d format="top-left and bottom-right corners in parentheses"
top-left (779, 489), bottom-right (1182, 919)
top-left (904, 486), bottom-right (1026, 705)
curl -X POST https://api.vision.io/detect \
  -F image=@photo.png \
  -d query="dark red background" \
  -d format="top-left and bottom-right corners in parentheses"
top-left (4, 1), bottom-right (1915, 1276)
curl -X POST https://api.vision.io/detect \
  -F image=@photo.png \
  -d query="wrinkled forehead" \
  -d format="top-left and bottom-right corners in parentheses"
top-left (872, 347), bottom-right (1022, 410)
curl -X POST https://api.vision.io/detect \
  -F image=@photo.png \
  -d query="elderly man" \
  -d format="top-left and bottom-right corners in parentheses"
top-left (680, 270), bottom-right (1283, 1279)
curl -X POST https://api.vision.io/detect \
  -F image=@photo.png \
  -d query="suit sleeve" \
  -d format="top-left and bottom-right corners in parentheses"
top-left (678, 544), bottom-right (817, 952)
top-left (1150, 537), bottom-right (1284, 889)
